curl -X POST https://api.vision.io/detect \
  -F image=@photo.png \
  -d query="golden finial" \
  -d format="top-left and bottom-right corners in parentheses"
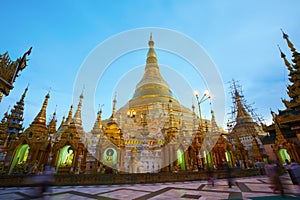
top-left (98, 104), bottom-right (104, 115)
top-left (149, 32), bottom-right (154, 47)
top-left (112, 93), bottom-right (117, 116)
top-left (146, 33), bottom-right (157, 64)
top-left (80, 85), bottom-right (85, 99)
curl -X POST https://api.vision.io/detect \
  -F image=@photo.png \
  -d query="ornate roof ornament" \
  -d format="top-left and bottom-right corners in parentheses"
top-left (281, 29), bottom-right (296, 53)
top-left (0, 47), bottom-right (32, 99)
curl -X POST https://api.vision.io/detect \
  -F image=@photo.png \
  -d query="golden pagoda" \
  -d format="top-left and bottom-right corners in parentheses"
top-left (90, 34), bottom-right (211, 173)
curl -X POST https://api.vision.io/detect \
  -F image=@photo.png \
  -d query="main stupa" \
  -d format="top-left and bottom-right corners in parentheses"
top-left (115, 34), bottom-right (195, 140)
top-left (128, 34), bottom-right (181, 111)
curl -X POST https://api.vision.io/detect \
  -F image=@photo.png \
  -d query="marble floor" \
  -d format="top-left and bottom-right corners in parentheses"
top-left (0, 174), bottom-right (299, 200)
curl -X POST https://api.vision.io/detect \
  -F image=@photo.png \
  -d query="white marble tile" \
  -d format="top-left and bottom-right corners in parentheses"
top-left (125, 185), bottom-right (167, 192)
top-left (45, 193), bottom-right (95, 200)
top-left (73, 186), bottom-right (115, 195)
top-left (203, 184), bottom-right (241, 192)
top-left (148, 189), bottom-right (229, 200)
top-left (245, 183), bottom-right (274, 192)
top-left (99, 189), bottom-right (149, 200)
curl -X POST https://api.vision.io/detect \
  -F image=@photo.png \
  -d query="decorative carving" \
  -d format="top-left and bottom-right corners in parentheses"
top-left (0, 47), bottom-right (32, 97)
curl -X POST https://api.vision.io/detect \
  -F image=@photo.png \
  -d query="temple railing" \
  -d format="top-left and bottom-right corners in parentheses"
top-left (0, 169), bottom-right (261, 187)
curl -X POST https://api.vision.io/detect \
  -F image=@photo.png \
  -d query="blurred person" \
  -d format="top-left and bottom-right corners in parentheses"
top-left (289, 159), bottom-right (300, 187)
top-left (264, 161), bottom-right (284, 196)
top-left (226, 164), bottom-right (233, 188)
top-left (206, 167), bottom-right (215, 187)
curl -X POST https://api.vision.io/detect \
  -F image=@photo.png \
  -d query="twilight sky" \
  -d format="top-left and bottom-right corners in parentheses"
top-left (0, 1), bottom-right (299, 131)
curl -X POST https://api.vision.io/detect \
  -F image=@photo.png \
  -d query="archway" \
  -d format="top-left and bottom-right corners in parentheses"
top-left (8, 144), bottom-right (29, 175)
top-left (278, 148), bottom-right (291, 164)
top-left (177, 149), bottom-right (186, 171)
top-left (56, 145), bottom-right (74, 172)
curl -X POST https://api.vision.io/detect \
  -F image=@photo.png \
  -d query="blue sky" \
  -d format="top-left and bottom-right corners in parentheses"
top-left (1, 1), bottom-right (299, 130)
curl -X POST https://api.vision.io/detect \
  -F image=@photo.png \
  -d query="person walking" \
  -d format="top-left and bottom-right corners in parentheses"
top-left (264, 161), bottom-right (284, 196)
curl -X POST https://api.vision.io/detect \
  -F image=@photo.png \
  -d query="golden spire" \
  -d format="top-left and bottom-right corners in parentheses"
top-left (92, 107), bottom-right (103, 133)
top-left (210, 110), bottom-right (219, 133)
top-left (73, 92), bottom-right (83, 126)
top-left (20, 86), bottom-right (28, 102)
top-left (233, 82), bottom-right (253, 123)
top-left (112, 94), bottom-right (117, 117)
top-left (278, 45), bottom-right (293, 72)
top-left (281, 29), bottom-right (296, 53)
top-left (48, 111), bottom-right (57, 134)
top-left (146, 33), bottom-right (157, 64)
top-left (65, 105), bottom-right (73, 125)
top-left (58, 115), bottom-right (65, 130)
top-left (33, 92), bottom-right (50, 124)
top-left (108, 95), bottom-right (117, 124)
top-left (22, 92), bottom-right (49, 139)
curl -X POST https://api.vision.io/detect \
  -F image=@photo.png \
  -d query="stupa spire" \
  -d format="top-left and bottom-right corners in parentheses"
top-left (58, 115), bottom-right (65, 130)
top-left (33, 92), bottom-right (50, 124)
top-left (278, 45), bottom-right (293, 72)
top-left (146, 33), bottom-right (157, 64)
top-left (281, 29), bottom-right (296, 53)
top-left (210, 110), bottom-right (219, 133)
top-left (22, 92), bottom-right (50, 139)
top-left (47, 111), bottom-right (57, 134)
top-left (73, 92), bottom-right (83, 126)
top-left (92, 107), bottom-right (103, 133)
top-left (233, 81), bottom-right (253, 123)
top-left (20, 87), bottom-right (28, 102)
top-left (65, 105), bottom-right (73, 125)
top-left (108, 95), bottom-right (117, 124)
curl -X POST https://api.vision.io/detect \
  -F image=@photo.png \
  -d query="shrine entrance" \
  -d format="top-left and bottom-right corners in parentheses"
top-left (8, 144), bottom-right (29, 175)
top-left (278, 148), bottom-right (291, 164)
top-left (56, 145), bottom-right (74, 173)
top-left (177, 149), bottom-right (186, 171)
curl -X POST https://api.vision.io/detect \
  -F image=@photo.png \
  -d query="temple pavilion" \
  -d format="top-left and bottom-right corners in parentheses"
top-left (263, 31), bottom-right (300, 164)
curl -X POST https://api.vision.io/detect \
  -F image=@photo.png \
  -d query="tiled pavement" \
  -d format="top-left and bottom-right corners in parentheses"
top-left (0, 174), bottom-right (299, 200)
